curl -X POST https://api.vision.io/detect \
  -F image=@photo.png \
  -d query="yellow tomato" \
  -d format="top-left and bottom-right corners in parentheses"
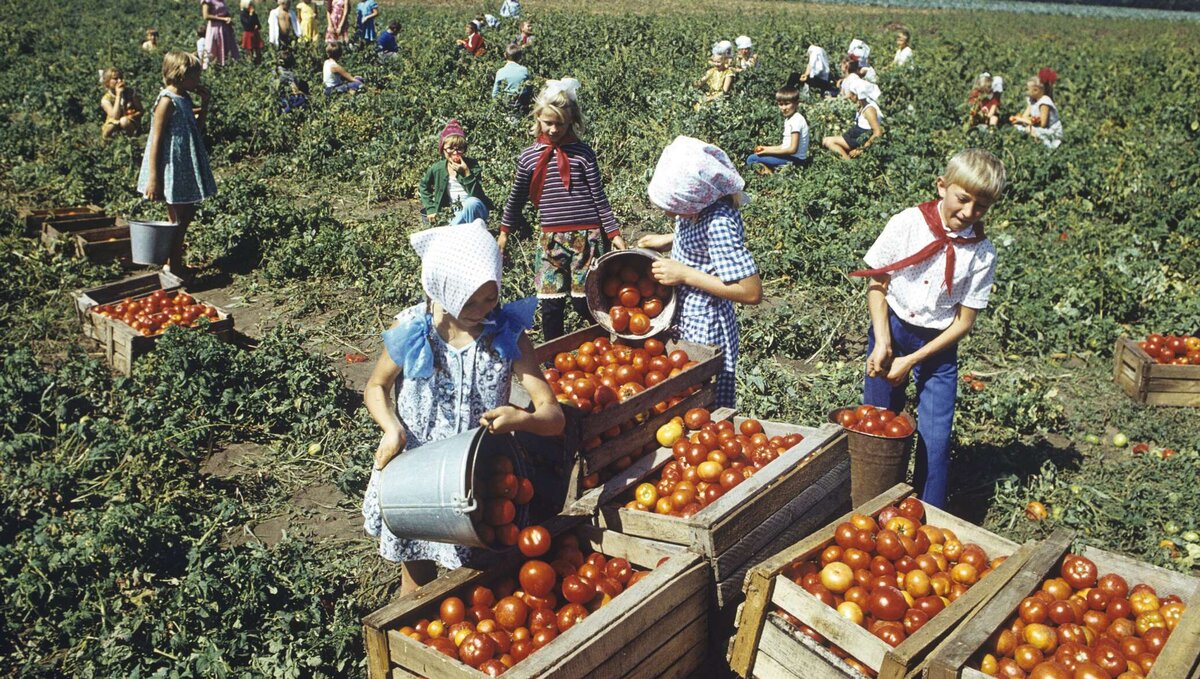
top-left (635, 483), bottom-right (659, 507)
top-left (656, 421), bottom-right (684, 447)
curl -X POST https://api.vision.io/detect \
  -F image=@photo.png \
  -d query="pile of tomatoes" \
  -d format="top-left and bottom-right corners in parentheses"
top-left (396, 528), bottom-right (656, 676)
top-left (972, 555), bottom-right (1187, 679)
top-left (833, 405), bottom-right (915, 439)
top-left (600, 262), bottom-right (670, 336)
top-left (474, 455), bottom-right (535, 549)
top-left (625, 409), bottom-right (802, 517)
top-left (91, 289), bottom-right (220, 337)
top-left (1137, 334), bottom-right (1200, 365)
top-left (774, 498), bottom-right (1004, 678)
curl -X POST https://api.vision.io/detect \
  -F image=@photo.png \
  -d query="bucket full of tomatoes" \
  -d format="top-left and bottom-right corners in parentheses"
top-left (584, 248), bottom-right (676, 339)
top-left (829, 405), bottom-right (916, 507)
top-left (378, 426), bottom-right (535, 549)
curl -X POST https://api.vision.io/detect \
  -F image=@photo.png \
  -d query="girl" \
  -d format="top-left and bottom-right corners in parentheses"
top-left (355, 0), bottom-right (378, 43)
top-left (362, 220), bottom-right (564, 593)
top-left (239, 0), bottom-right (264, 63)
top-left (838, 55), bottom-right (866, 97)
top-left (1010, 69), bottom-right (1063, 149)
top-left (456, 21), bottom-right (484, 56)
top-left (638, 137), bottom-right (762, 408)
top-left (137, 51), bottom-right (216, 280)
top-left (142, 28), bottom-right (160, 51)
top-left (734, 35), bottom-right (757, 71)
top-left (323, 43), bottom-right (363, 95)
top-left (419, 120), bottom-right (493, 225)
top-left (269, 0), bottom-right (299, 47)
top-left (325, 0), bottom-right (348, 43)
top-left (498, 79), bottom-right (626, 340)
top-left (823, 79), bottom-right (883, 160)
top-left (100, 68), bottom-right (143, 140)
top-left (201, 0), bottom-right (240, 66)
top-left (515, 20), bottom-right (533, 48)
top-left (892, 30), bottom-right (912, 67)
top-left (695, 54), bottom-right (734, 106)
top-left (966, 73), bottom-right (1001, 131)
top-left (296, 0), bottom-right (319, 42)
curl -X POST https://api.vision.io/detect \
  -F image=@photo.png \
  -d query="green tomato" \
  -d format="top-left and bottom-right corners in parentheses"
top-left (1112, 433), bottom-right (1129, 448)
top-left (1084, 434), bottom-right (1100, 445)
top-left (1051, 505), bottom-right (1064, 520)
top-left (308, 443), bottom-right (322, 455)
top-left (1183, 531), bottom-right (1200, 543)
top-left (1165, 521), bottom-right (1180, 535)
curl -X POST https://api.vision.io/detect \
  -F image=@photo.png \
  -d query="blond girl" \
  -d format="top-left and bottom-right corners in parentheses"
top-left (100, 68), bottom-right (143, 139)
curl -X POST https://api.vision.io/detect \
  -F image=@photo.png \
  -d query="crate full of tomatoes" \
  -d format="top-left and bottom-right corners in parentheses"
top-left (72, 271), bottom-right (233, 375)
top-left (362, 520), bottom-right (709, 679)
top-left (1113, 335), bottom-right (1200, 407)
top-left (728, 484), bottom-right (1028, 679)
top-left (924, 527), bottom-right (1200, 679)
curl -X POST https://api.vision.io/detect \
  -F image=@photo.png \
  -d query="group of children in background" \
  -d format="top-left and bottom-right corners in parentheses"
top-left (964, 66), bottom-right (1062, 148)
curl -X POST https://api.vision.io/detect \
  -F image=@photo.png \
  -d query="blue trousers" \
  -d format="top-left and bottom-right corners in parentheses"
top-left (863, 309), bottom-right (958, 507)
top-left (449, 197), bottom-right (489, 225)
top-left (746, 153), bottom-right (808, 169)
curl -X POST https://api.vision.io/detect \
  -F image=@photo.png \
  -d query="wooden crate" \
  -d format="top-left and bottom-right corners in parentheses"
top-left (532, 324), bottom-right (723, 504)
top-left (72, 272), bottom-right (233, 375)
top-left (73, 224), bottom-right (132, 263)
top-left (925, 527), bottom-right (1200, 679)
top-left (20, 204), bottom-right (104, 234)
top-left (592, 411), bottom-right (850, 610)
top-left (361, 518), bottom-right (710, 679)
top-left (41, 214), bottom-right (119, 249)
top-left (1113, 337), bottom-right (1200, 407)
top-left (727, 483), bottom-right (1030, 679)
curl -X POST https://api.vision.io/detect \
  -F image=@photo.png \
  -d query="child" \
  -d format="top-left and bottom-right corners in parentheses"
top-left (838, 55), bottom-right (866, 96)
top-left (362, 220), bottom-right (564, 592)
top-left (514, 20), bottom-right (533, 47)
top-left (296, 0), bottom-right (319, 42)
top-left (419, 120), bottom-right (494, 226)
top-left (377, 20), bottom-right (399, 59)
top-left (695, 54), bottom-right (735, 107)
top-left (850, 148), bottom-right (1006, 508)
top-left (239, 0), bottom-right (264, 63)
top-left (456, 20), bottom-right (485, 56)
top-left (639, 136), bottom-right (762, 408)
top-left (137, 51), bottom-right (216, 280)
top-left (355, 0), bottom-right (378, 43)
top-left (734, 35), bottom-right (757, 70)
top-left (100, 68), bottom-right (144, 140)
top-left (274, 50), bottom-right (309, 112)
top-left (268, 0), bottom-right (299, 47)
top-left (847, 38), bottom-right (871, 70)
top-left (794, 43), bottom-right (837, 97)
top-left (201, 0), bottom-right (240, 66)
top-left (142, 28), bottom-right (160, 51)
top-left (966, 73), bottom-right (1002, 131)
top-left (492, 44), bottom-right (532, 113)
top-left (892, 30), bottom-right (912, 67)
top-left (498, 79), bottom-right (626, 340)
top-left (326, 0), bottom-right (349, 43)
top-left (747, 85), bottom-right (809, 173)
top-left (195, 25), bottom-right (209, 70)
top-left (500, 0), bottom-right (521, 19)
top-left (712, 39), bottom-right (734, 60)
top-left (823, 79), bottom-right (883, 160)
top-left (1010, 69), bottom-right (1063, 149)
top-left (322, 43), bottom-right (363, 95)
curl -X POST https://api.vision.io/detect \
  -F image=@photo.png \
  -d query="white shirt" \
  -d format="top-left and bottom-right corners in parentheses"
top-left (782, 112), bottom-right (810, 160)
top-left (862, 66), bottom-right (878, 83)
top-left (323, 59), bottom-right (340, 88)
top-left (893, 46), bottom-right (912, 66)
top-left (500, 0), bottom-right (520, 17)
top-left (807, 45), bottom-right (829, 79)
top-left (863, 202), bottom-right (997, 330)
top-left (840, 72), bottom-right (862, 96)
top-left (196, 38), bottom-right (208, 69)
top-left (447, 175), bottom-right (468, 205)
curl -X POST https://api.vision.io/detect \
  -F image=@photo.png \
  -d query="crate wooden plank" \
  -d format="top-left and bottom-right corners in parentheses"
top-left (41, 215), bottom-right (118, 247)
top-left (21, 204), bottom-right (104, 232)
top-left (774, 576), bottom-right (888, 669)
top-left (653, 640), bottom-right (706, 679)
top-left (586, 582), bottom-right (707, 677)
top-left (74, 225), bottom-right (131, 263)
top-left (1113, 337), bottom-right (1200, 407)
top-left (391, 668), bottom-right (421, 679)
top-left (756, 614), bottom-right (868, 679)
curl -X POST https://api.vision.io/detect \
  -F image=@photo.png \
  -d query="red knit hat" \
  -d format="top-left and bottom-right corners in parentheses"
top-left (438, 119), bottom-right (466, 154)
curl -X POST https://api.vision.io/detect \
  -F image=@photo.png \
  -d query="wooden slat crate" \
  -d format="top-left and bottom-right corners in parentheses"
top-left (1113, 337), bottom-right (1200, 407)
top-left (20, 204), bottom-right (104, 234)
top-left (73, 224), bottom-right (132, 263)
top-left (532, 324), bottom-right (723, 505)
top-left (592, 411), bottom-right (850, 611)
top-left (361, 518), bottom-right (710, 679)
top-left (728, 483), bottom-right (1031, 679)
top-left (41, 214), bottom-right (119, 249)
top-left (72, 272), bottom-right (233, 375)
top-left (925, 527), bottom-right (1200, 679)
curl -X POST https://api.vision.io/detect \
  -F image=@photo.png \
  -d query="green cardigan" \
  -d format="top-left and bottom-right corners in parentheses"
top-left (418, 158), bottom-right (493, 216)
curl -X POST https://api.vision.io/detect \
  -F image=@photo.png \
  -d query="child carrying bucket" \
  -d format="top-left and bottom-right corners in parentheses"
top-left (850, 148), bottom-right (1005, 508)
top-left (362, 220), bottom-right (564, 593)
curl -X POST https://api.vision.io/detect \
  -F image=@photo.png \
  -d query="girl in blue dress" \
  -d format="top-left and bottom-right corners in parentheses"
top-left (361, 220), bottom-right (564, 593)
top-left (639, 136), bottom-right (763, 409)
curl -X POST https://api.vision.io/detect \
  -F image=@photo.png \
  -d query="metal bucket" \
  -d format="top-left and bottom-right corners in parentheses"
top-left (583, 248), bottom-right (677, 340)
top-left (829, 409), bottom-right (916, 507)
top-left (378, 426), bottom-right (532, 549)
top-left (128, 219), bottom-right (179, 265)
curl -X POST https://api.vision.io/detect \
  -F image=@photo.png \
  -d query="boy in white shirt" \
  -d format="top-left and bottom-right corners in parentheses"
top-left (747, 86), bottom-right (809, 173)
top-left (851, 149), bottom-right (1006, 509)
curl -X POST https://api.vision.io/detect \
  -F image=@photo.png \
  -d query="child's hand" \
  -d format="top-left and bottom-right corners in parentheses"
top-left (637, 233), bottom-right (672, 251)
top-left (866, 343), bottom-right (892, 378)
top-left (373, 428), bottom-right (407, 469)
top-left (610, 235), bottom-right (627, 250)
top-left (754, 145), bottom-right (765, 153)
top-left (143, 178), bottom-right (163, 201)
top-left (496, 232), bottom-right (508, 252)
top-left (848, 148), bottom-right (863, 158)
top-left (885, 355), bottom-right (916, 386)
top-left (650, 258), bottom-right (691, 287)
top-left (480, 406), bottom-right (527, 434)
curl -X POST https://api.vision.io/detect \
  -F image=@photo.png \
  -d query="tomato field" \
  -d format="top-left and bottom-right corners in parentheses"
top-left (2, 0), bottom-right (1199, 675)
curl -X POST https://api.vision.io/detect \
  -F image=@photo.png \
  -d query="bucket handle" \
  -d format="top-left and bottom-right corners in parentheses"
top-left (452, 492), bottom-right (477, 515)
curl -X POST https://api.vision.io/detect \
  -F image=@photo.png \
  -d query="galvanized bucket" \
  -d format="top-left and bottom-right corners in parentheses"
top-left (583, 248), bottom-right (677, 340)
top-left (128, 219), bottom-right (179, 265)
top-left (829, 409), bottom-right (916, 507)
top-left (378, 426), bottom-right (532, 549)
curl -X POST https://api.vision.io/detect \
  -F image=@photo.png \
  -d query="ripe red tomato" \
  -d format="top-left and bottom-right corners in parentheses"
top-left (494, 596), bottom-right (528, 630)
top-left (642, 297), bottom-right (664, 318)
top-left (869, 585), bottom-right (908, 621)
top-left (668, 349), bottom-right (689, 369)
top-left (1060, 555), bottom-right (1098, 590)
top-left (517, 526), bottom-right (551, 558)
top-left (519, 560), bottom-right (556, 598)
top-left (458, 632), bottom-right (497, 668)
top-left (609, 306), bottom-right (630, 332)
top-left (556, 603), bottom-right (589, 631)
top-left (440, 596), bottom-right (466, 624)
top-left (628, 312), bottom-right (651, 335)
top-left (514, 477), bottom-right (534, 505)
top-left (484, 499), bottom-right (516, 527)
top-left (618, 286), bottom-right (641, 308)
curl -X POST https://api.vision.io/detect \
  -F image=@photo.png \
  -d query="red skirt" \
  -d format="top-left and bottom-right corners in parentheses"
top-left (241, 30), bottom-right (263, 50)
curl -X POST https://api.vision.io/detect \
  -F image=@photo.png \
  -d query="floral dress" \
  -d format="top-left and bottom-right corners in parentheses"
top-left (325, 0), bottom-right (347, 42)
top-left (671, 201), bottom-right (758, 408)
top-left (362, 300), bottom-right (534, 568)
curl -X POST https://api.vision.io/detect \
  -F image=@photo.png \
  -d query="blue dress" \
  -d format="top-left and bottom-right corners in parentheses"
top-left (670, 201), bottom-right (758, 408)
top-left (361, 299), bottom-right (536, 568)
top-left (137, 89), bottom-right (217, 205)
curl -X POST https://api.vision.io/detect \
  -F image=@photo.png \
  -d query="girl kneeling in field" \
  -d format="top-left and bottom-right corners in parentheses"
top-left (1010, 68), bottom-right (1062, 149)
top-left (638, 137), bottom-right (762, 409)
top-left (823, 79), bottom-right (883, 160)
top-left (362, 221), bottom-right (564, 593)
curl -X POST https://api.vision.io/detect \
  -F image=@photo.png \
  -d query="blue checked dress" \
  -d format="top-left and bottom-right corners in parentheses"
top-left (137, 90), bottom-right (217, 205)
top-left (670, 201), bottom-right (758, 408)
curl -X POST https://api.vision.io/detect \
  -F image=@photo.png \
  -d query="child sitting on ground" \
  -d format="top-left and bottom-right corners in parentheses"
top-left (824, 79), bottom-right (883, 160)
top-left (419, 120), bottom-right (494, 226)
top-left (100, 67), bottom-right (143, 139)
top-left (142, 28), bottom-right (159, 51)
top-left (735, 35), bottom-right (757, 70)
top-left (492, 44), bottom-right (532, 113)
top-left (274, 50), bottom-right (309, 112)
top-left (514, 20), bottom-right (533, 47)
top-left (456, 20), bottom-right (485, 56)
top-left (323, 43), bottom-right (364, 95)
top-left (1010, 68), bottom-right (1063, 149)
top-left (747, 85), bottom-right (809, 173)
top-left (695, 54), bottom-right (735, 107)
top-left (892, 30), bottom-right (912, 66)
top-left (966, 73), bottom-right (1002, 131)
top-left (377, 20), bottom-right (399, 58)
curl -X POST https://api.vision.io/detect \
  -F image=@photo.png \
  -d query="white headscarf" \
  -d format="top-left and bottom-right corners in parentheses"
top-left (735, 35), bottom-right (752, 49)
top-left (541, 77), bottom-right (580, 102)
top-left (991, 76), bottom-right (1004, 93)
top-left (647, 136), bottom-right (746, 215)
top-left (712, 40), bottom-right (733, 57)
top-left (847, 78), bottom-right (881, 104)
top-left (409, 220), bottom-right (502, 318)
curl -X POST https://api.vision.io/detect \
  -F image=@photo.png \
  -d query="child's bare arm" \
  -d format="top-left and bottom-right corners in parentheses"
top-left (482, 334), bottom-right (565, 437)
top-left (333, 62), bottom-right (356, 81)
top-left (636, 233), bottom-right (674, 251)
top-left (364, 345), bottom-right (407, 469)
top-left (866, 275), bottom-right (892, 377)
top-left (885, 305), bottom-right (978, 385)
top-left (651, 259), bottom-right (762, 305)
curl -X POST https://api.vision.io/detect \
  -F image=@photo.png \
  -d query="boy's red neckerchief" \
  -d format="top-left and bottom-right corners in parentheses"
top-left (529, 132), bottom-right (578, 207)
top-left (851, 200), bottom-right (987, 296)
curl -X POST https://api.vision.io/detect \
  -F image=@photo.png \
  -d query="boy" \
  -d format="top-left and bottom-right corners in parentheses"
top-left (419, 120), bottom-right (493, 225)
top-left (747, 86), bottom-right (809, 174)
top-left (377, 20), bottom-right (399, 58)
top-left (795, 43), bottom-right (838, 98)
top-left (492, 44), bottom-right (532, 113)
top-left (851, 148), bottom-right (1006, 508)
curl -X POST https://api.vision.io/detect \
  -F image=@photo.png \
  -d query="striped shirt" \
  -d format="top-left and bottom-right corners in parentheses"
top-left (500, 141), bottom-right (619, 236)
